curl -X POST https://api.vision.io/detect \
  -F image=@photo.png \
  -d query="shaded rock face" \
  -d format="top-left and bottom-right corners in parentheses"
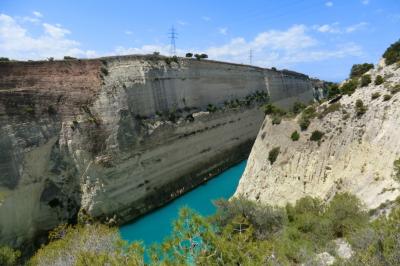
top-left (0, 55), bottom-right (314, 248)
top-left (235, 61), bottom-right (400, 210)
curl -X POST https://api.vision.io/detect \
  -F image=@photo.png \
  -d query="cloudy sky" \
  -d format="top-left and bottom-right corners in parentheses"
top-left (1, 0), bottom-right (399, 81)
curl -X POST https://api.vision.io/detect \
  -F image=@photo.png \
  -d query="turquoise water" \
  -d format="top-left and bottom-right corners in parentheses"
top-left (119, 160), bottom-right (247, 247)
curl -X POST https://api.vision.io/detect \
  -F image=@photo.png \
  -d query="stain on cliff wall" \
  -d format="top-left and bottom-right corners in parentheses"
top-left (0, 55), bottom-right (314, 249)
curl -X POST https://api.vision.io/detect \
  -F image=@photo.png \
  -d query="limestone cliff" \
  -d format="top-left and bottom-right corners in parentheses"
top-left (235, 59), bottom-right (400, 210)
top-left (0, 55), bottom-right (314, 248)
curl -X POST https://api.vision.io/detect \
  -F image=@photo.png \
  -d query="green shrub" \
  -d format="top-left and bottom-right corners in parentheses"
top-left (100, 67), bottom-right (108, 76)
top-left (340, 79), bottom-right (359, 95)
top-left (213, 197), bottom-right (287, 240)
top-left (390, 84), bottom-right (400, 94)
top-left (383, 94), bottom-right (392, 101)
top-left (393, 158), bottom-right (400, 182)
top-left (298, 106), bottom-right (316, 131)
top-left (271, 115), bottom-right (282, 125)
top-left (326, 83), bottom-right (340, 99)
top-left (355, 99), bottom-right (367, 117)
top-left (64, 56), bottom-right (77, 60)
top-left (185, 53), bottom-right (193, 58)
top-left (0, 246), bottom-right (21, 266)
top-left (310, 130), bottom-right (324, 141)
top-left (263, 104), bottom-right (286, 116)
top-left (383, 39), bottom-right (400, 65)
top-left (0, 57), bottom-right (10, 62)
top-left (292, 101), bottom-right (306, 114)
top-left (374, 75), bottom-right (384, 85)
top-left (207, 103), bottom-right (218, 113)
top-left (325, 193), bottom-right (368, 237)
top-left (30, 224), bottom-right (144, 266)
top-left (291, 131), bottom-right (300, 141)
top-left (360, 74), bottom-right (372, 87)
top-left (318, 103), bottom-right (341, 119)
top-left (350, 63), bottom-right (374, 78)
top-left (268, 147), bottom-right (280, 164)
top-left (371, 92), bottom-right (381, 100)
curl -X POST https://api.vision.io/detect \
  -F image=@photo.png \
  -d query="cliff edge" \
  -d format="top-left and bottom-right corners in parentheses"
top-left (235, 59), bottom-right (400, 211)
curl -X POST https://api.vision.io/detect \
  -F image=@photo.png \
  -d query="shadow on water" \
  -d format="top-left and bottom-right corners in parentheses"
top-left (119, 160), bottom-right (247, 247)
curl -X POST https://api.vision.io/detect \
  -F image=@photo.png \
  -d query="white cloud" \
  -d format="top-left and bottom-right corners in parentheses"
top-left (177, 20), bottom-right (187, 26)
top-left (312, 22), bottom-right (368, 34)
top-left (201, 16), bottom-right (211, 21)
top-left (218, 27), bottom-right (228, 35)
top-left (0, 13), bottom-right (95, 59)
top-left (325, 2), bottom-right (333, 7)
top-left (361, 0), bottom-right (369, 5)
top-left (345, 22), bottom-right (368, 32)
top-left (43, 23), bottom-right (70, 38)
top-left (203, 25), bottom-right (362, 67)
top-left (314, 23), bottom-right (340, 33)
top-left (33, 11), bottom-right (43, 18)
top-left (124, 30), bottom-right (133, 35)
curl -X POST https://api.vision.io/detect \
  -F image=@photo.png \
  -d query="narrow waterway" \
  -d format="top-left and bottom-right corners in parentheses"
top-left (119, 160), bottom-right (247, 247)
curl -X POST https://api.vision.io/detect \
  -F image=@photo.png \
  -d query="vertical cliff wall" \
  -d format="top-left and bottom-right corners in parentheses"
top-left (0, 55), bottom-right (314, 248)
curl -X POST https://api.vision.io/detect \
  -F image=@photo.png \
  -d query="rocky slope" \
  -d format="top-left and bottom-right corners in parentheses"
top-left (0, 55), bottom-right (315, 249)
top-left (235, 59), bottom-right (400, 210)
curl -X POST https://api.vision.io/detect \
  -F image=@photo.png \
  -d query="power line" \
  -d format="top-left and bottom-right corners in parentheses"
top-left (168, 26), bottom-right (178, 56)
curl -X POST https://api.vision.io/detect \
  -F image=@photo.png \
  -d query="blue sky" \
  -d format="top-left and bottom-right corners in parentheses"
top-left (0, 0), bottom-right (399, 81)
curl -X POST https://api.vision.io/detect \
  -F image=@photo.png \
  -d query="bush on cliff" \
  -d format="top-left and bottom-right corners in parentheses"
top-left (291, 130), bottom-right (300, 141)
top-left (310, 130), bottom-right (324, 141)
top-left (383, 39), bottom-right (400, 65)
top-left (341, 78), bottom-right (359, 95)
top-left (350, 63), bottom-right (374, 79)
top-left (263, 104), bottom-right (286, 116)
top-left (292, 101), bottom-right (306, 114)
top-left (29, 224), bottom-right (144, 266)
top-left (360, 74), bottom-right (372, 87)
top-left (268, 147), bottom-right (280, 164)
top-left (0, 246), bottom-right (21, 266)
top-left (355, 99), bottom-right (367, 117)
top-left (326, 83), bottom-right (341, 99)
top-left (374, 75), bottom-right (384, 85)
top-left (298, 106), bottom-right (316, 131)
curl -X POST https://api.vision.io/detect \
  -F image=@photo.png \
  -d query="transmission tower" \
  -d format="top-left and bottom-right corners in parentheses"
top-left (249, 49), bottom-right (253, 65)
top-left (168, 26), bottom-right (178, 56)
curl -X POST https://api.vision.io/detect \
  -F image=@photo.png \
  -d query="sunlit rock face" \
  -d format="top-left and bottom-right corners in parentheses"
top-left (235, 61), bottom-right (400, 211)
top-left (0, 55), bottom-right (314, 248)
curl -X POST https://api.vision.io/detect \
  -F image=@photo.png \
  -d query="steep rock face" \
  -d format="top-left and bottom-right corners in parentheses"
top-left (235, 61), bottom-right (400, 210)
top-left (0, 55), bottom-right (314, 248)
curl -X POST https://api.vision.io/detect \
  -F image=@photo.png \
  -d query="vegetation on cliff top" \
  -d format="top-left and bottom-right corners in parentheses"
top-left (21, 193), bottom-right (400, 265)
top-left (383, 39), bottom-right (400, 65)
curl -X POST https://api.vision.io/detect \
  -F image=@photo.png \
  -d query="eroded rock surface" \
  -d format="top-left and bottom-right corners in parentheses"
top-left (235, 60), bottom-right (400, 210)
